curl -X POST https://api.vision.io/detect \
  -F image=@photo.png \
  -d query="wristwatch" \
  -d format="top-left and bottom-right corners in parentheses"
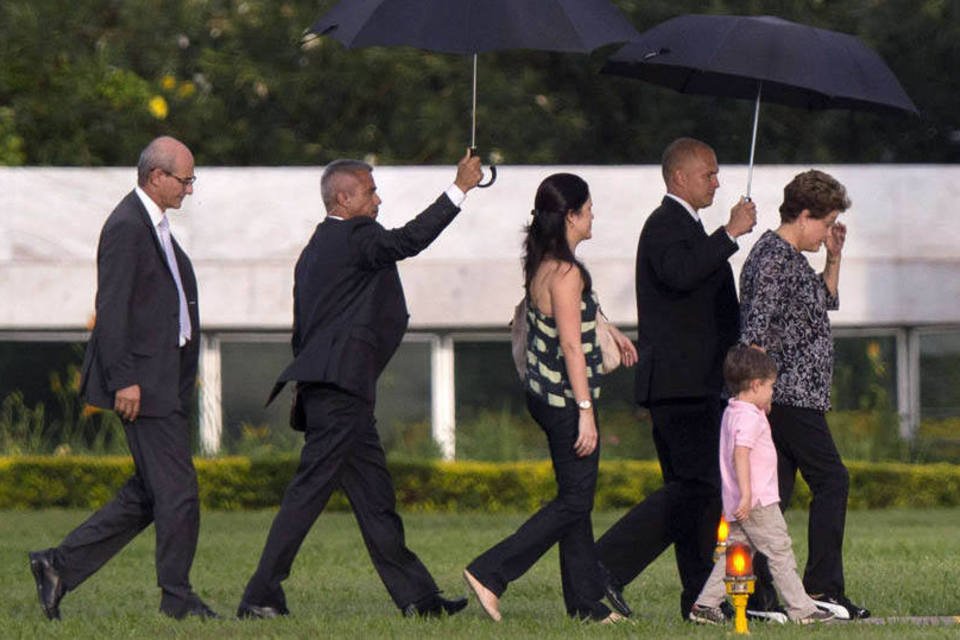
top-left (577, 399), bottom-right (593, 410)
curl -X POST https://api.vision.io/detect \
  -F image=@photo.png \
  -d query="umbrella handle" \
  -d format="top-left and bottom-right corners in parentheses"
top-left (469, 147), bottom-right (497, 188)
top-left (478, 164), bottom-right (497, 188)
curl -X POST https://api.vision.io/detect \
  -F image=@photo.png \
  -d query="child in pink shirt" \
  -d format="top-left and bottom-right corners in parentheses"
top-left (689, 345), bottom-right (833, 625)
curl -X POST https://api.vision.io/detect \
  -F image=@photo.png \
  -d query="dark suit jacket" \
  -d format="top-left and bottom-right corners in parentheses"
top-left (634, 196), bottom-right (740, 405)
top-left (79, 191), bottom-right (200, 417)
top-left (269, 193), bottom-right (460, 406)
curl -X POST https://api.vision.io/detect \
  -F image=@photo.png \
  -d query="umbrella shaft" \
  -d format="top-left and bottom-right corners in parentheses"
top-left (746, 82), bottom-right (762, 199)
top-left (471, 54), bottom-right (478, 149)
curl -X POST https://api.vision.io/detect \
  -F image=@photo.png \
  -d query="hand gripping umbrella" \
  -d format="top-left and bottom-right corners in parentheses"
top-left (602, 14), bottom-right (918, 198)
top-left (309, 0), bottom-right (639, 187)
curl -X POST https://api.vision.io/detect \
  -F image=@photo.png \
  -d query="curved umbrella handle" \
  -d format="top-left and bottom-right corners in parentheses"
top-left (478, 164), bottom-right (497, 188)
top-left (469, 147), bottom-right (497, 188)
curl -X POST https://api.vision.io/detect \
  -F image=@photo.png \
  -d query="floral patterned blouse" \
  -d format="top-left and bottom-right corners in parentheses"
top-left (739, 230), bottom-right (839, 411)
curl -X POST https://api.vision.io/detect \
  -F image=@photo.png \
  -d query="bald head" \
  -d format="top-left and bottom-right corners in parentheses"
top-left (661, 138), bottom-right (712, 185)
top-left (137, 136), bottom-right (195, 211)
top-left (661, 137), bottom-right (719, 211)
top-left (137, 136), bottom-right (193, 187)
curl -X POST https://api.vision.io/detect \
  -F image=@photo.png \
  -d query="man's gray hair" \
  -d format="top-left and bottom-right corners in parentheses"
top-left (321, 159), bottom-right (373, 211)
top-left (136, 137), bottom-right (178, 186)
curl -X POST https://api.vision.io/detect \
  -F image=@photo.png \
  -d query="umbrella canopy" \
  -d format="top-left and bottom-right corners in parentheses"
top-left (602, 14), bottom-right (918, 195)
top-left (310, 0), bottom-right (639, 55)
top-left (309, 0), bottom-right (639, 185)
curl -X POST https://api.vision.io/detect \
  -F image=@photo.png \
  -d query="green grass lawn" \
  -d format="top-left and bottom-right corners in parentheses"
top-left (2, 508), bottom-right (959, 639)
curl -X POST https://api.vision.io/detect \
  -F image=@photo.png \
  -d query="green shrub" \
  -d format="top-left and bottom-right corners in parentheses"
top-left (1, 456), bottom-right (958, 512)
top-left (913, 416), bottom-right (960, 462)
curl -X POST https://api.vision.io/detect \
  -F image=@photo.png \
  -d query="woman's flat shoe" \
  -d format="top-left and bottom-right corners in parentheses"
top-left (463, 569), bottom-right (501, 622)
top-left (599, 611), bottom-right (625, 624)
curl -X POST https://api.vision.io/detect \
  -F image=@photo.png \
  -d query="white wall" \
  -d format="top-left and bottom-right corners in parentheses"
top-left (2, 164), bottom-right (959, 330)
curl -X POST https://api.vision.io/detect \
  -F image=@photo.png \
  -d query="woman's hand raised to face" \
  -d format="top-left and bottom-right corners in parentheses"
top-left (825, 222), bottom-right (846, 259)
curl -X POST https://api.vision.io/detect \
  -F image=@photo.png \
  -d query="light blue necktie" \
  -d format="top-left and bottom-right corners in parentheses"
top-left (158, 216), bottom-right (192, 345)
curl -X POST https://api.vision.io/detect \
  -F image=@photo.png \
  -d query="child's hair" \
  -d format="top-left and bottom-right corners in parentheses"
top-left (724, 344), bottom-right (778, 395)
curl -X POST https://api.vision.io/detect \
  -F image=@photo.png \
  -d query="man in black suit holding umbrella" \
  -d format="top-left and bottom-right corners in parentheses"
top-left (29, 136), bottom-right (218, 620)
top-left (597, 137), bottom-right (756, 620)
top-left (237, 150), bottom-right (482, 620)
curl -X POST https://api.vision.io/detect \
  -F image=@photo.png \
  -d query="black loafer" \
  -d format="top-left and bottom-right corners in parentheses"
top-left (29, 549), bottom-right (65, 621)
top-left (237, 601), bottom-right (290, 619)
top-left (597, 562), bottom-right (632, 617)
top-left (164, 597), bottom-right (222, 620)
top-left (402, 595), bottom-right (469, 618)
top-left (185, 600), bottom-right (222, 620)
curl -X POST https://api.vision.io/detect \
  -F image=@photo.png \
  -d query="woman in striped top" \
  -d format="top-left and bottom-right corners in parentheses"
top-left (464, 173), bottom-right (637, 623)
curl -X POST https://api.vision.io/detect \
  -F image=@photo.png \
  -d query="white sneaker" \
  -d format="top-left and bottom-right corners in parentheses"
top-left (810, 597), bottom-right (851, 620)
top-left (745, 607), bottom-right (788, 624)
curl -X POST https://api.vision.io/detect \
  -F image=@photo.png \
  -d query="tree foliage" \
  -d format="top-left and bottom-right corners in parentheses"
top-left (0, 0), bottom-right (957, 166)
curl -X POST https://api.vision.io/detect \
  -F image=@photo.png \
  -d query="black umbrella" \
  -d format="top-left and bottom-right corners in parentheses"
top-left (308, 0), bottom-right (639, 186)
top-left (603, 14), bottom-right (918, 197)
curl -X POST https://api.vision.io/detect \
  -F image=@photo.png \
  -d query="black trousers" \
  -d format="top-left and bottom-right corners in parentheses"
top-left (752, 403), bottom-right (850, 604)
top-left (241, 385), bottom-right (438, 611)
top-left (596, 396), bottom-right (723, 618)
top-left (466, 394), bottom-right (609, 620)
top-left (52, 409), bottom-right (201, 617)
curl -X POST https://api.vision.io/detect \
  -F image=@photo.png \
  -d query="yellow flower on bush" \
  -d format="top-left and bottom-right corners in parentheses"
top-left (177, 81), bottom-right (196, 99)
top-left (161, 74), bottom-right (177, 90)
top-left (148, 95), bottom-right (169, 119)
top-left (81, 404), bottom-right (104, 418)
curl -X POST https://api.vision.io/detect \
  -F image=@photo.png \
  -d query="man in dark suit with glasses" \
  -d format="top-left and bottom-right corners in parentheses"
top-left (29, 136), bottom-right (218, 621)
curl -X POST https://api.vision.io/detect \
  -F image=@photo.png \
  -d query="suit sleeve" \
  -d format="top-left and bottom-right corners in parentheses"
top-left (94, 218), bottom-right (139, 391)
top-left (646, 218), bottom-right (738, 293)
top-left (352, 193), bottom-right (460, 269)
top-left (715, 268), bottom-right (740, 351)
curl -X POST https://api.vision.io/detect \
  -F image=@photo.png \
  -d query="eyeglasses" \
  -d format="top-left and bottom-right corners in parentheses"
top-left (161, 169), bottom-right (197, 186)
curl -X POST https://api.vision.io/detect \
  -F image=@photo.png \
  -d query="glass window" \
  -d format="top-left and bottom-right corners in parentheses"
top-left (0, 340), bottom-right (126, 455)
top-left (219, 340), bottom-right (298, 456)
top-left (375, 340), bottom-right (433, 459)
top-left (453, 338), bottom-right (656, 461)
top-left (219, 338), bottom-right (432, 458)
top-left (829, 334), bottom-right (903, 461)
top-left (0, 341), bottom-right (84, 408)
top-left (917, 330), bottom-right (960, 462)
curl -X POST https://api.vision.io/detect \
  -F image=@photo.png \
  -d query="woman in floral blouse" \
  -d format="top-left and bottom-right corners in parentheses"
top-left (738, 170), bottom-right (869, 620)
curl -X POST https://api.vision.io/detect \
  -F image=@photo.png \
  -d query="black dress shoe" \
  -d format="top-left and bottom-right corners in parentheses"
top-left (29, 549), bottom-right (65, 621)
top-left (164, 597), bottom-right (222, 620)
top-left (402, 595), bottom-right (469, 618)
top-left (183, 600), bottom-right (222, 620)
top-left (596, 563), bottom-right (632, 618)
top-left (237, 601), bottom-right (290, 619)
top-left (603, 581), bottom-right (633, 618)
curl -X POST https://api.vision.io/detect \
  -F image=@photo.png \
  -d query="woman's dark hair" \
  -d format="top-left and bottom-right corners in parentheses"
top-left (724, 344), bottom-right (779, 395)
top-left (779, 169), bottom-right (851, 223)
top-left (523, 173), bottom-right (592, 294)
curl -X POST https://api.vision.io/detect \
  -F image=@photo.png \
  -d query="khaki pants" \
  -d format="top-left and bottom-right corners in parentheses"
top-left (696, 503), bottom-right (819, 620)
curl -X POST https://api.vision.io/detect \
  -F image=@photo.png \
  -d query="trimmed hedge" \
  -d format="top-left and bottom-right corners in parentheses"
top-left (1, 456), bottom-right (958, 512)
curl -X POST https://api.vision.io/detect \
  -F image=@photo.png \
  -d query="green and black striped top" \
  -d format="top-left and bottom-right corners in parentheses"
top-left (524, 291), bottom-right (603, 408)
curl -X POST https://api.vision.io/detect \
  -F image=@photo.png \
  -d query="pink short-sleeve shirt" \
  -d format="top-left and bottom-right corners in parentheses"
top-left (719, 398), bottom-right (781, 521)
